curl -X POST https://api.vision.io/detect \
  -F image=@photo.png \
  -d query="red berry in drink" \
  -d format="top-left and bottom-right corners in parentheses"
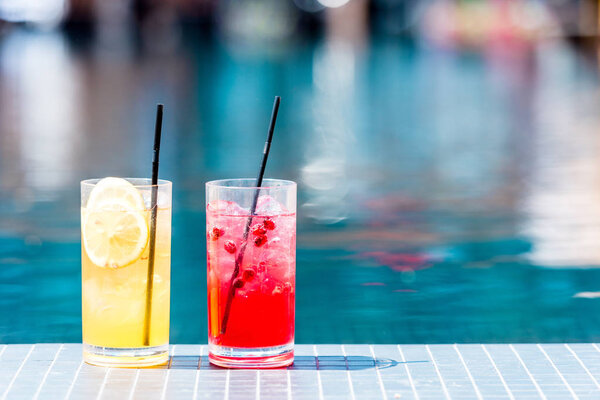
top-left (233, 278), bottom-right (244, 289)
top-left (263, 218), bottom-right (275, 230)
top-left (224, 240), bottom-right (237, 254)
top-left (211, 226), bottom-right (225, 240)
top-left (257, 262), bottom-right (266, 273)
top-left (251, 224), bottom-right (267, 236)
top-left (254, 235), bottom-right (267, 247)
top-left (243, 269), bottom-right (256, 281)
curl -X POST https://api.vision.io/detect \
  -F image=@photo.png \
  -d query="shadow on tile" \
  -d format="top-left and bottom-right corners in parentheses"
top-left (165, 355), bottom-right (427, 370)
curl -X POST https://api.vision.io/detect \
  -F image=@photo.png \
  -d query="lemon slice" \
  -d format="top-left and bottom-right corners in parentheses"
top-left (83, 178), bottom-right (149, 268)
top-left (83, 208), bottom-right (149, 268)
top-left (87, 177), bottom-right (146, 211)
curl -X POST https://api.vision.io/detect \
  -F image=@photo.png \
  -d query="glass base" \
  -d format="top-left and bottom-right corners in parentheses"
top-left (83, 343), bottom-right (169, 368)
top-left (209, 343), bottom-right (294, 369)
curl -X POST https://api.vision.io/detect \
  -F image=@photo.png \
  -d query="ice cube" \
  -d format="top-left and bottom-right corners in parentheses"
top-left (255, 195), bottom-right (285, 216)
top-left (207, 200), bottom-right (249, 216)
top-left (260, 277), bottom-right (279, 294)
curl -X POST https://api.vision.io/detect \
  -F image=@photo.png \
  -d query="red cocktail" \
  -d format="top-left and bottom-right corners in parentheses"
top-left (206, 179), bottom-right (296, 368)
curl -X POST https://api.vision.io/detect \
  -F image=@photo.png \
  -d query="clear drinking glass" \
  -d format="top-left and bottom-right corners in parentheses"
top-left (81, 178), bottom-right (172, 367)
top-left (206, 179), bottom-right (296, 368)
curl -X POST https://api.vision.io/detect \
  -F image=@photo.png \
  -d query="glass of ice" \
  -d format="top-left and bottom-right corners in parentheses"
top-left (206, 179), bottom-right (296, 368)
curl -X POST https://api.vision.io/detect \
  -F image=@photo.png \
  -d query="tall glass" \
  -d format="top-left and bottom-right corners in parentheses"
top-left (81, 178), bottom-right (172, 367)
top-left (206, 179), bottom-right (296, 368)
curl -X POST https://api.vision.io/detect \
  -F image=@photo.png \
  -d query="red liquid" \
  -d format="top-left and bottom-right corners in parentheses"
top-left (207, 200), bottom-right (295, 349)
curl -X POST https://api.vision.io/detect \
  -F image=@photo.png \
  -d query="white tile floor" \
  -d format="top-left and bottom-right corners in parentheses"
top-left (1, 344), bottom-right (599, 399)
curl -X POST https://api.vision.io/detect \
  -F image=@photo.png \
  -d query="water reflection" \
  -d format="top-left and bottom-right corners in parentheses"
top-left (0, 30), bottom-right (81, 194)
top-left (302, 40), bottom-right (357, 224)
top-left (1, 27), bottom-right (600, 343)
top-left (520, 42), bottom-right (600, 267)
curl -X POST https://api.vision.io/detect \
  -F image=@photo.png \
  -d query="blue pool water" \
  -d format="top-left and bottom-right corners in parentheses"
top-left (1, 28), bottom-right (600, 344)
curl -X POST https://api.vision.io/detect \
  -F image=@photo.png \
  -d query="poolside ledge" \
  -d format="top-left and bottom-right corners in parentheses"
top-left (1, 344), bottom-right (599, 399)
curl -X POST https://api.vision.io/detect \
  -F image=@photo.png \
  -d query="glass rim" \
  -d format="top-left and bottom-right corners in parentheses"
top-left (81, 177), bottom-right (172, 188)
top-left (206, 178), bottom-right (296, 190)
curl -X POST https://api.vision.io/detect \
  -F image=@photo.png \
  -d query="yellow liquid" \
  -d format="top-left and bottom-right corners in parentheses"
top-left (82, 207), bottom-right (171, 349)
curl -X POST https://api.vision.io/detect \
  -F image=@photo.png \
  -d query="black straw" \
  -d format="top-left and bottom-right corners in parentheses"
top-left (143, 104), bottom-right (163, 346)
top-left (220, 96), bottom-right (281, 335)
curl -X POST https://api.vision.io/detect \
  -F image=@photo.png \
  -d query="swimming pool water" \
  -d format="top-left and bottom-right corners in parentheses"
top-left (1, 29), bottom-right (600, 344)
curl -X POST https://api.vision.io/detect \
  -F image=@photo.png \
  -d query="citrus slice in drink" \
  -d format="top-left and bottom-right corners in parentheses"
top-left (83, 178), bottom-right (149, 268)
top-left (87, 177), bottom-right (146, 211)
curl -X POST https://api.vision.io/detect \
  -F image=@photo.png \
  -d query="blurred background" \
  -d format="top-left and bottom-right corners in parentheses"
top-left (2, 0), bottom-right (600, 344)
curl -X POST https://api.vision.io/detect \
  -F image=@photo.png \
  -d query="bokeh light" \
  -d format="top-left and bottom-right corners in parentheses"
top-left (317, 0), bottom-right (351, 9)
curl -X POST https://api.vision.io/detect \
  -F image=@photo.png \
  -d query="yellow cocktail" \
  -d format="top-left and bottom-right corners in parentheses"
top-left (81, 177), bottom-right (171, 367)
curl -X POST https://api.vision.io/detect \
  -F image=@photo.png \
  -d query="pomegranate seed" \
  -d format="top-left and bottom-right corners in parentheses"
top-left (257, 262), bottom-right (266, 273)
top-left (224, 240), bottom-right (237, 254)
top-left (243, 269), bottom-right (256, 281)
top-left (210, 226), bottom-right (225, 240)
top-left (263, 218), bottom-right (275, 230)
top-left (233, 278), bottom-right (244, 289)
top-left (250, 224), bottom-right (267, 236)
top-left (254, 235), bottom-right (267, 247)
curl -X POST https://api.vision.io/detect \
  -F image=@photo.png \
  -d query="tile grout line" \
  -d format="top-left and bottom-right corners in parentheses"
top-left (65, 359), bottom-right (84, 400)
top-left (341, 345), bottom-right (357, 400)
top-left (286, 364), bottom-right (292, 400)
top-left (397, 345), bottom-right (419, 400)
top-left (128, 369), bottom-right (141, 400)
top-left (313, 345), bottom-right (324, 400)
top-left (160, 345), bottom-right (175, 400)
top-left (224, 369), bottom-right (230, 400)
top-left (509, 344), bottom-right (547, 400)
top-left (537, 344), bottom-right (578, 400)
top-left (0, 345), bottom-right (7, 359)
top-left (453, 344), bottom-right (483, 400)
top-left (1, 344), bottom-right (35, 400)
top-left (369, 345), bottom-right (388, 400)
top-left (95, 368), bottom-right (111, 400)
top-left (564, 344), bottom-right (600, 391)
top-left (256, 369), bottom-right (260, 400)
top-left (481, 345), bottom-right (515, 400)
top-left (340, 346), bottom-right (354, 397)
top-left (425, 345), bottom-right (451, 400)
top-left (160, 367), bottom-right (171, 399)
top-left (192, 346), bottom-right (203, 400)
top-left (33, 344), bottom-right (64, 400)
top-left (591, 343), bottom-right (600, 355)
